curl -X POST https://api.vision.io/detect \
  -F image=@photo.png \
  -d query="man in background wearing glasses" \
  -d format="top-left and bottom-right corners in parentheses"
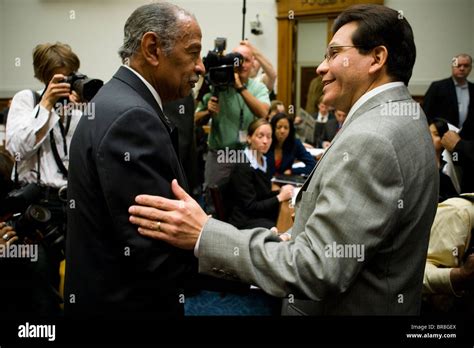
top-left (129, 4), bottom-right (439, 315)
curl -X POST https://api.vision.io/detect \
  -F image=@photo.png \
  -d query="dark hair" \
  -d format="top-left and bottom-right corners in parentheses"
top-left (248, 118), bottom-right (271, 137)
top-left (428, 118), bottom-right (449, 138)
top-left (269, 100), bottom-right (285, 115)
top-left (333, 4), bottom-right (416, 86)
top-left (0, 150), bottom-right (14, 198)
top-left (33, 42), bottom-right (80, 84)
top-left (270, 113), bottom-right (295, 153)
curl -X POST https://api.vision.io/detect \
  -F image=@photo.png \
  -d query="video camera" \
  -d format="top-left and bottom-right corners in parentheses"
top-left (2, 184), bottom-right (65, 258)
top-left (62, 73), bottom-right (103, 102)
top-left (203, 38), bottom-right (243, 90)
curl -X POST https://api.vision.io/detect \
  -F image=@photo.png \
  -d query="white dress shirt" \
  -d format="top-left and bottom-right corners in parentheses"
top-left (6, 89), bottom-right (81, 188)
top-left (344, 81), bottom-right (405, 127)
top-left (244, 147), bottom-right (267, 172)
top-left (453, 78), bottom-right (470, 128)
top-left (315, 112), bottom-right (329, 123)
top-left (122, 65), bottom-right (163, 111)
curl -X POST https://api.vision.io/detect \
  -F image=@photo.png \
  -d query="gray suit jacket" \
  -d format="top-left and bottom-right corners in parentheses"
top-left (198, 85), bottom-right (439, 315)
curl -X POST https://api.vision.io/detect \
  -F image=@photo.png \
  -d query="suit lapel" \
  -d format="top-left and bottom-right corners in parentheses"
top-left (447, 79), bottom-right (460, 125)
top-left (295, 85), bottom-right (413, 203)
top-left (113, 66), bottom-right (175, 133)
top-left (113, 67), bottom-right (188, 191)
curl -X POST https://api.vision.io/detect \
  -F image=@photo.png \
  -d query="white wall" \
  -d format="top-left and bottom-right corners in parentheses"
top-left (0, 0), bottom-right (277, 98)
top-left (385, 0), bottom-right (474, 95)
top-left (0, 0), bottom-right (473, 98)
top-left (296, 20), bottom-right (327, 109)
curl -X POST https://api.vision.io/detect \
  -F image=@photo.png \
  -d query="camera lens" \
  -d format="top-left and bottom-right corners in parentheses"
top-left (25, 205), bottom-right (51, 224)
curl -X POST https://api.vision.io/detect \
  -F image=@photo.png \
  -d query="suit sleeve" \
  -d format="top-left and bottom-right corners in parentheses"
top-left (229, 164), bottom-right (279, 217)
top-left (453, 139), bottom-right (474, 164)
top-left (96, 107), bottom-right (193, 274)
top-left (292, 139), bottom-right (316, 175)
top-left (198, 131), bottom-right (404, 300)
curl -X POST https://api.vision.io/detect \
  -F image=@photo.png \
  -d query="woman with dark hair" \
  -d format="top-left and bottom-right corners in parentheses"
top-left (428, 118), bottom-right (458, 201)
top-left (186, 118), bottom-right (291, 316)
top-left (266, 112), bottom-right (316, 176)
top-left (227, 118), bottom-right (294, 229)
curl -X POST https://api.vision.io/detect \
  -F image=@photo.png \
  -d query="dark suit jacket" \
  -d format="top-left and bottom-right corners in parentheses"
top-left (65, 66), bottom-right (195, 319)
top-left (423, 77), bottom-right (474, 129)
top-left (312, 113), bottom-right (334, 147)
top-left (321, 118), bottom-right (343, 143)
top-left (266, 139), bottom-right (316, 176)
top-left (227, 160), bottom-right (279, 229)
top-left (163, 95), bottom-right (198, 193)
top-left (453, 138), bottom-right (474, 193)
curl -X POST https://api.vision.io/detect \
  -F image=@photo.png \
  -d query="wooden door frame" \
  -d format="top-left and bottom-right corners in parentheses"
top-left (275, 0), bottom-right (383, 110)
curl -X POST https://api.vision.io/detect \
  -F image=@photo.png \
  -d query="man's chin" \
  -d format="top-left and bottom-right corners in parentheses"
top-left (322, 95), bottom-right (334, 107)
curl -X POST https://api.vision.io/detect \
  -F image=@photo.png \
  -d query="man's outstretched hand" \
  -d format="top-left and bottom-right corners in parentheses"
top-left (129, 179), bottom-right (210, 250)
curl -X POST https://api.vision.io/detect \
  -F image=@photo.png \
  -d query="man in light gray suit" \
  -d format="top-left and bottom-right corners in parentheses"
top-left (129, 4), bottom-right (439, 315)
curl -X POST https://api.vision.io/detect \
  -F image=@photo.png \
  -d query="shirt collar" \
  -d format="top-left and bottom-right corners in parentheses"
top-left (345, 81), bottom-right (405, 125)
top-left (452, 77), bottom-right (468, 89)
top-left (245, 147), bottom-right (267, 172)
top-left (317, 113), bottom-right (328, 122)
top-left (122, 64), bottom-right (163, 110)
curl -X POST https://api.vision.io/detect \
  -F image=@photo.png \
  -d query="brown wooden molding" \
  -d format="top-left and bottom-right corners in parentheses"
top-left (275, 0), bottom-right (383, 110)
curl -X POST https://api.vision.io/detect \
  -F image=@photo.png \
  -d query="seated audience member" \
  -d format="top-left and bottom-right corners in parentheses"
top-left (312, 98), bottom-right (334, 147)
top-left (423, 196), bottom-right (474, 314)
top-left (321, 109), bottom-right (347, 149)
top-left (268, 100), bottom-right (285, 120)
top-left (441, 126), bottom-right (474, 194)
top-left (266, 113), bottom-right (316, 176)
top-left (428, 118), bottom-right (459, 201)
top-left (305, 75), bottom-right (323, 115)
top-left (227, 118), bottom-right (294, 229)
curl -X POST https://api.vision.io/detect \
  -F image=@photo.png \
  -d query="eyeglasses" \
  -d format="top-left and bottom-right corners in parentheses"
top-left (323, 45), bottom-right (368, 62)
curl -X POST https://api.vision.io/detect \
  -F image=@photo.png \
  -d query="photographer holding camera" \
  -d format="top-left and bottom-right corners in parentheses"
top-left (241, 40), bottom-right (277, 95)
top-left (195, 42), bottom-right (270, 188)
top-left (4, 42), bottom-right (85, 316)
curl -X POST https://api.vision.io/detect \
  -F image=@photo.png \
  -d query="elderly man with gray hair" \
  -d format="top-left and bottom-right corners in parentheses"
top-left (65, 2), bottom-right (204, 318)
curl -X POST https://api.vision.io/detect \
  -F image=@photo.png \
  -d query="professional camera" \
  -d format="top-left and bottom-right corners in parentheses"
top-left (7, 204), bottom-right (65, 257)
top-left (1, 183), bottom-right (42, 215)
top-left (63, 73), bottom-right (103, 102)
top-left (1, 184), bottom-right (65, 258)
top-left (203, 38), bottom-right (243, 89)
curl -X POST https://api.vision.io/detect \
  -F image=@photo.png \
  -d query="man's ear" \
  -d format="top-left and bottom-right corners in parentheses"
top-left (140, 31), bottom-right (161, 67)
top-left (368, 45), bottom-right (388, 75)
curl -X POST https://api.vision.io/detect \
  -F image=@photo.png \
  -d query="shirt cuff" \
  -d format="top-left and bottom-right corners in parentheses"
top-left (425, 266), bottom-right (455, 295)
top-left (193, 226), bottom-right (205, 258)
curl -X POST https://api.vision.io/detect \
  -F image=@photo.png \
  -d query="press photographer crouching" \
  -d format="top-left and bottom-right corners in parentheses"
top-left (4, 42), bottom-right (100, 317)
